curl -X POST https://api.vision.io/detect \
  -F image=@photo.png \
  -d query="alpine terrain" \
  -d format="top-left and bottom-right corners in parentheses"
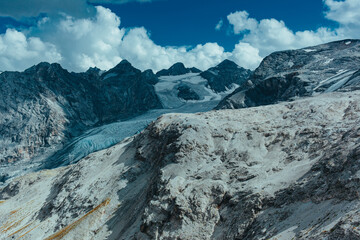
top-left (0, 39), bottom-right (360, 240)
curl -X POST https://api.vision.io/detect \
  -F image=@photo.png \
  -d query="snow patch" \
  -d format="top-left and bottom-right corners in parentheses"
top-left (103, 73), bottom-right (118, 80)
top-left (303, 49), bottom-right (316, 52)
top-left (314, 70), bottom-right (356, 92)
top-left (208, 70), bottom-right (219, 76)
top-left (323, 58), bottom-right (333, 65)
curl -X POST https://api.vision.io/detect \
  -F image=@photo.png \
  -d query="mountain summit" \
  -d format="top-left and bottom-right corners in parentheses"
top-left (0, 60), bottom-right (162, 182)
top-left (217, 39), bottom-right (360, 109)
top-left (200, 59), bottom-right (252, 92)
top-left (156, 62), bottom-right (201, 76)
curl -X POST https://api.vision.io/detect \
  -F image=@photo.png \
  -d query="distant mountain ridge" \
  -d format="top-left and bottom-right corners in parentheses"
top-left (217, 39), bottom-right (360, 109)
top-left (156, 62), bottom-right (201, 77)
top-left (200, 59), bottom-right (252, 92)
top-left (0, 60), bottom-right (162, 180)
top-left (0, 58), bottom-right (250, 182)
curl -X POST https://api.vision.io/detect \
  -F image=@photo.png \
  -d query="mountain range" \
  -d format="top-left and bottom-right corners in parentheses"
top-left (0, 58), bottom-right (251, 182)
top-left (217, 39), bottom-right (360, 109)
top-left (1, 39), bottom-right (360, 239)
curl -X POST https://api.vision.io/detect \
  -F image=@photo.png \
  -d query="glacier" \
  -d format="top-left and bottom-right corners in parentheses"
top-left (0, 72), bottom-right (234, 182)
top-left (43, 73), bottom-right (235, 169)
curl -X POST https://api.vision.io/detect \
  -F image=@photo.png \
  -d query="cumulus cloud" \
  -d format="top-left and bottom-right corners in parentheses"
top-left (0, 6), bottom-right (236, 72)
top-left (227, 11), bottom-right (258, 34)
top-left (34, 6), bottom-right (125, 71)
top-left (1, 0), bottom-right (359, 73)
top-left (0, 29), bottom-right (61, 71)
top-left (227, 11), bottom-right (340, 57)
top-left (226, 0), bottom-right (360, 58)
top-left (324, 0), bottom-right (360, 25)
top-left (230, 42), bottom-right (262, 70)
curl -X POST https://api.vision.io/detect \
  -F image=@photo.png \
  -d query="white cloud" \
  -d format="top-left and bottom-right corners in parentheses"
top-left (324, 0), bottom-right (360, 25)
top-left (227, 11), bottom-right (258, 34)
top-left (215, 19), bottom-right (223, 31)
top-left (230, 42), bottom-right (262, 70)
top-left (35, 6), bottom-right (125, 71)
top-left (0, 29), bottom-right (61, 71)
top-left (119, 27), bottom-right (231, 71)
top-left (1, 0), bottom-right (359, 73)
top-left (228, 3), bottom-right (360, 57)
top-left (0, 6), bottom-right (238, 72)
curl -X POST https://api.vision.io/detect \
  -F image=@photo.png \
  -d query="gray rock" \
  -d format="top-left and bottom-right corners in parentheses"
top-left (217, 39), bottom-right (360, 109)
top-left (156, 62), bottom-right (201, 77)
top-left (0, 60), bottom-right (162, 169)
top-left (1, 91), bottom-right (360, 240)
top-left (177, 84), bottom-right (200, 100)
top-left (200, 59), bottom-right (252, 92)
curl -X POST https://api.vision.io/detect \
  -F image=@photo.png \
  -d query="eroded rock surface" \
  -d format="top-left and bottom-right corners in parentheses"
top-left (1, 91), bottom-right (360, 239)
top-left (0, 60), bottom-right (161, 180)
top-left (200, 59), bottom-right (252, 92)
top-left (217, 39), bottom-right (360, 109)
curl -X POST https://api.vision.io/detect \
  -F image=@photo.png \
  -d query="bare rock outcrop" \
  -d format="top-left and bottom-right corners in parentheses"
top-left (1, 91), bottom-right (360, 239)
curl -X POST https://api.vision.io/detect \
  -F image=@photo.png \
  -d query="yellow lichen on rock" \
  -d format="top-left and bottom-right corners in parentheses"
top-left (45, 198), bottom-right (111, 240)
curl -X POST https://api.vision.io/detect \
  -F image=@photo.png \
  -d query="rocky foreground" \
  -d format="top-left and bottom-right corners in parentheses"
top-left (0, 90), bottom-right (360, 239)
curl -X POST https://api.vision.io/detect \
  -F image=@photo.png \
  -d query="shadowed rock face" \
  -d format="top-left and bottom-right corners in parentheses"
top-left (1, 91), bottom-right (360, 239)
top-left (200, 59), bottom-right (252, 92)
top-left (217, 39), bottom-right (360, 109)
top-left (0, 60), bottom-right (161, 170)
top-left (177, 84), bottom-right (200, 100)
top-left (156, 62), bottom-right (201, 77)
top-left (98, 60), bottom-right (162, 122)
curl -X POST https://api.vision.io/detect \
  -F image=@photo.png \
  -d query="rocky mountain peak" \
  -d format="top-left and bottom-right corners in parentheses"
top-left (156, 62), bottom-right (201, 76)
top-left (217, 59), bottom-right (239, 69)
top-left (200, 59), bottom-right (252, 92)
top-left (86, 66), bottom-right (102, 74)
top-left (217, 39), bottom-right (360, 109)
top-left (110, 59), bottom-right (140, 75)
top-left (141, 69), bottom-right (159, 85)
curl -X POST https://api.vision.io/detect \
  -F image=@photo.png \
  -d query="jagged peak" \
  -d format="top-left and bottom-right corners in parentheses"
top-left (156, 62), bottom-right (200, 76)
top-left (142, 69), bottom-right (155, 75)
top-left (114, 59), bottom-right (132, 68)
top-left (24, 62), bottom-right (67, 74)
top-left (216, 59), bottom-right (239, 69)
top-left (86, 66), bottom-right (101, 73)
top-left (169, 62), bottom-right (186, 69)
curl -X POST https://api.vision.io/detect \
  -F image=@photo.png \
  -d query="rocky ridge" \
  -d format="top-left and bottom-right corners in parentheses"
top-left (217, 39), bottom-right (360, 109)
top-left (0, 90), bottom-right (360, 239)
top-left (200, 59), bottom-right (252, 92)
top-left (0, 58), bottom-right (251, 183)
top-left (156, 62), bottom-right (201, 77)
top-left (0, 60), bottom-right (162, 181)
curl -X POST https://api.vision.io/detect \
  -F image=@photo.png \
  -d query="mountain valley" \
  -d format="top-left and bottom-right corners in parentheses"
top-left (1, 39), bottom-right (360, 239)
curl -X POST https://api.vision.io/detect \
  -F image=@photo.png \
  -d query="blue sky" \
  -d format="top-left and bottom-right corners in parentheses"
top-left (0, 0), bottom-right (359, 72)
top-left (103, 0), bottom-right (337, 51)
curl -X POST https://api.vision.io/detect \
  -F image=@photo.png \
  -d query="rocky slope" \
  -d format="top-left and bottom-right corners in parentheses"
top-left (200, 59), bottom-right (252, 92)
top-left (1, 90), bottom-right (359, 239)
top-left (0, 60), bottom-right (161, 181)
top-left (217, 39), bottom-right (360, 109)
top-left (1, 58), bottom-right (252, 184)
